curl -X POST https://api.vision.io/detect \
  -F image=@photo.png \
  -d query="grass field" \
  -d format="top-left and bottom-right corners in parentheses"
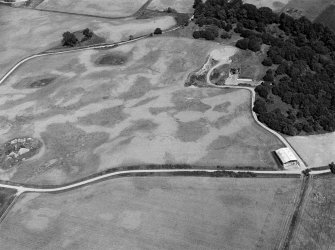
top-left (244, 0), bottom-right (290, 12)
top-left (287, 132), bottom-right (335, 168)
top-left (36, 0), bottom-right (148, 17)
top-left (0, 37), bottom-right (284, 185)
top-left (284, 0), bottom-right (335, 20)
top-left (0, 177), bottom-right (301, 249)
top-left (0, 6), bottom-right (175, 79)
top-left (148, 0), bottom-right (195, 13)
top-left (0, 188), bottom-right (17, 218)
top-left (289, 176), bottom-right (335, 249)
top-left (315, 4), bottom-right (335, 32)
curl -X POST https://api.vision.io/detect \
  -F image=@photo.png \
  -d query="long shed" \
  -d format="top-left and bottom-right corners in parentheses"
top-left (275, 148), bottom-right (299, 169)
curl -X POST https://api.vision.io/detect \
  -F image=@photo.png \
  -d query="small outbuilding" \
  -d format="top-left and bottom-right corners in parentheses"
top-left (275, 147), bottom-right (299, 169)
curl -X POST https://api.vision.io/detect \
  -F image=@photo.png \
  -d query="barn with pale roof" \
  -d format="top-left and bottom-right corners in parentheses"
top-left (275, 147), bottom-right (299, 169)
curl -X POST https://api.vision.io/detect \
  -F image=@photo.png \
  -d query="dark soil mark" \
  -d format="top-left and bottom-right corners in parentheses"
top-left (30, 77), bottom-right (56, 88)
top-left (95, 53), bottom-right (128, 66)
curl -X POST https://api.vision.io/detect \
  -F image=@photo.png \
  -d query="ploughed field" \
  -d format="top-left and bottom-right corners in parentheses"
top-left (36, 0), bottom-right (148, 17)
top-left (0, 177), bottom-right (301, 249)
top-left (0, 6), bottom-right (175, 79)
top-left (0, 37), bottom-right (283, 185)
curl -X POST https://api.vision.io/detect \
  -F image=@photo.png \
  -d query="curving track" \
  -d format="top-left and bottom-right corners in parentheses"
top-left (206, 60), bottom-right (307, 169)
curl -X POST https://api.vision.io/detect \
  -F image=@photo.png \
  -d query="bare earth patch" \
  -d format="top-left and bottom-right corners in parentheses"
top-left (0, 177), bottom-right (301, 250)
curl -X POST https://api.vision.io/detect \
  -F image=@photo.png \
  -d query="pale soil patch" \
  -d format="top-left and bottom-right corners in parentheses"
top-left (36, 0), bottom-right (148, 17)
top-left (287, 133), bottom-right (335, 168)
top-left (0, 177), bottom-right (301, 250)
top-left (0, 37), bottom-right (283, 185)
top-left (0, 6), bottom-right (175, 79)
top-left (244, 0), bottom-right (290, 12)
top-left (148, 0), bottom-right (195, 13)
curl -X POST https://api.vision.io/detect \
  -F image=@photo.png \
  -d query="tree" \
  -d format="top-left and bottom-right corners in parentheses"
top-left (236, 38), bottom-right (249, 50)
top-left (83, 28), bottom-right (93, 39)
top-left (253, 99), bottom-right (267, 114)
top-left (248, 37), bottom-right (262, 51)
top-left (262, 57), bottom-right (273, 66)
top-left (329, 162), bottom-right (335, 174)
top-left (255, 85), bottom-right (269, 98)
top-left (193, 0), bottom-right (202, 9)
top-left (221, 31), bottom-right (231, 39)
top-left (62, 31), bottom-right (78, 47)
top-left (154, 28), bottom-right (162, 35)
top-left (263, 70), bottom-right (274, 82)
top-left (175, 14), bottom-right (190, 26)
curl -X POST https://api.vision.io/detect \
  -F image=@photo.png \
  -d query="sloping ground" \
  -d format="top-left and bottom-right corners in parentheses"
top-left (36, 0), bottom-right (148, 17)
top-left (0, 37), bottom-right (283, 185)
top-left (148, 0), bottom-right (195, 13)
top-left (0, 6), bottom-right (175, 79)
top-left (244, 0), bottom-right (290, 12)
top-left (283, 0), bottom-right (335, 20)
top-left (289, 176), bottom-right (335, 249)
top-left (287, 133), bottom-right (335, 168)
top-left (0, 177), bottom-right (301, 249)
top-left (315, 4), bottom-right (335, 32)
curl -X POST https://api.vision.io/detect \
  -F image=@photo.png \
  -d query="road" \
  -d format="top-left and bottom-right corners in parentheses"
top-left (0, 168), bottom-right (303, 194)
top-left (206, 59), bottom-right (307, 169)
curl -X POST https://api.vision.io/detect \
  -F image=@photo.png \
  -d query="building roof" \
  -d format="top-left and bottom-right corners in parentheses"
top-left (275, 148), bottom-right (298, 164)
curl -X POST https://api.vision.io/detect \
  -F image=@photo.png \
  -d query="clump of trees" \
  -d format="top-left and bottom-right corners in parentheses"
top-left (62, 28), bottom-right (94, 47)
top-left (83, 28), bottom-right (93, 40)
top-left (192, 0), bottom-right (335, 135)
top-left (193, 26), bottom-right (219, 40)
top-left (154, 28), bottom-right (162, 35)
top-left (62, 31), bottom-right (78, 47)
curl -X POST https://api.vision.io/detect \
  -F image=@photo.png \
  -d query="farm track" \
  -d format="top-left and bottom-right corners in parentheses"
top-left (206, 60), bottom-right (308, 169)
top-left (277, 175), bottom-right (311, 250)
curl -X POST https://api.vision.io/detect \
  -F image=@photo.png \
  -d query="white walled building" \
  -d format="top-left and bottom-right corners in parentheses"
top-left (275, 148), bottom-right (299, 169)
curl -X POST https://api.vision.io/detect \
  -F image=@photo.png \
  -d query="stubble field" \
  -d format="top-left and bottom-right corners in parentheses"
top-left (289, 176), bottom-right (335, 249)
top-left (36, 0), bottom-right (148, 17)
top-left (148, 0), bottom-right (195, 13)
top-left (0, 6), bottom-right (175, 79)
top-left (287, 133), bottom-right (335, 168)
top-left (0, 177), bottom-right (301, 249)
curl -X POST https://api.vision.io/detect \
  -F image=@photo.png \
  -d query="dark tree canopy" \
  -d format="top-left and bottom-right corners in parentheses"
top-left (192, 0), bottom-right (335, 135)
top-left (154, 28), bottom-right (162, 35)
top-left (62, 31), bottom-right (78, 47)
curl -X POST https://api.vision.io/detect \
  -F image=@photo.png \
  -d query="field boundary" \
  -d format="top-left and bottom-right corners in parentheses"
top-left (12, 0), bottom-right (154, 20)
top-left (277, 176), bottom-right (311, 250)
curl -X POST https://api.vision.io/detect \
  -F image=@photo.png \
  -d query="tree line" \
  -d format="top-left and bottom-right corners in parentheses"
top-left (192, 0), bottom-right (335, 135)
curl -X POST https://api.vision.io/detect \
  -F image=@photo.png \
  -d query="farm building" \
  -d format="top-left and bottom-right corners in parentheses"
top-left (275, 148), bottom-right (299, 169)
